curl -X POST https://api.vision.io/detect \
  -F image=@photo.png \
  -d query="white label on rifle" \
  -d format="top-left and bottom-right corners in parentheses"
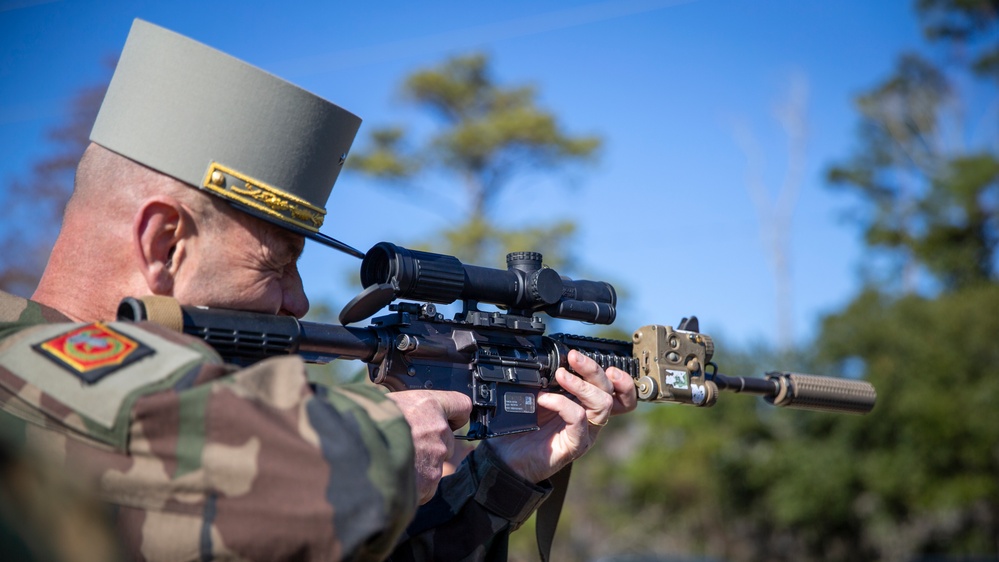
top-left (665, 369), bottom-right (688, 389)
top-left (504, 392), bottom-right (536, 414)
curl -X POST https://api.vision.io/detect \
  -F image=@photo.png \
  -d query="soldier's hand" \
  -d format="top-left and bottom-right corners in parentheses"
top-left (489, 350), bottom-right (637, 483)
top-left (387, 390), bottom-right (472, 504)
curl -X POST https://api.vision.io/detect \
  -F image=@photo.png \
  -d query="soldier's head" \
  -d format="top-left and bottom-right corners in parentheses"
top-left (36, 20), bottom-right (363, 321)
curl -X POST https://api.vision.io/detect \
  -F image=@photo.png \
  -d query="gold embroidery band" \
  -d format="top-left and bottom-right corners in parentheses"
top-left (201, 162), bottom-right (326, 231)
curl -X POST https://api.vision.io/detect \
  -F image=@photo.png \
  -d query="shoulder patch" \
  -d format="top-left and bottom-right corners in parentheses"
top-left (32, 323), bottom-right (155, 384)
top-left (1, 322), bottom-right (206, 436)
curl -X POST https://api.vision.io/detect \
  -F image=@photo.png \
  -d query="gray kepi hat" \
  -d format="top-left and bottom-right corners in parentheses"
top-left (90, 19), bottom-right (364, 258)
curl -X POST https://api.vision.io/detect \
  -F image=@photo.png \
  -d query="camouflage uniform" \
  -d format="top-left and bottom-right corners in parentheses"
top-left (0, 419), bottom-right (124, 562)
top-left (0, 291), bottom-right (552, 561)
top-left (0, 291), bottom-right (416, 560)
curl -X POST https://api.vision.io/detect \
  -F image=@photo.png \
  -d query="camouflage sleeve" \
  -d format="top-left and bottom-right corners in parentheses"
top-left (389, 441), bottom-right (552, 561)
top-left (0, 293), bottom-right (418, 561)
top-left (102, 358), bottom-right (417, 561)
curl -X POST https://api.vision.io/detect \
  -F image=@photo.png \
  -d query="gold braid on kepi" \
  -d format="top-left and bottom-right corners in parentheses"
top-left (89, 19), bottom-right (364, 258)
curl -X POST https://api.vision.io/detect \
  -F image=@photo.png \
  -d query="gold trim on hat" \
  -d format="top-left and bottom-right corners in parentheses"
top-left (201, 162), bottom-right (326, 231)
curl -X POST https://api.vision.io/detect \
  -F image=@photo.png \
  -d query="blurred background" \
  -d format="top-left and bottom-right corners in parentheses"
top-left (2, 0), bottom-right (997, 560)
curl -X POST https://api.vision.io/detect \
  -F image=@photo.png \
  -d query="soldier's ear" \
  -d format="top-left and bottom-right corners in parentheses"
top-left (134, 197), bottom-right (190, 295)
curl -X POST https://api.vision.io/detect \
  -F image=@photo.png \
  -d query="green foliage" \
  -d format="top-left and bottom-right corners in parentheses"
top-left (807, 19), bottom-right (999, 554)
top-left (349, 127), bottom-right (419, 179)
top-left (810, 285), bottom-right (999, 558)
top-left (401, 54), bottom-right (600, 183)
top-left (820, 21), bottom-right (999, 553)
top-left (826, 46), bottom-right (997, 291)
top-left (576, 285), bottom-right (999, 561)
top-left (918, 153), bottom-right (999, 288)
top-left (349, 53), bottom-right (601, 269)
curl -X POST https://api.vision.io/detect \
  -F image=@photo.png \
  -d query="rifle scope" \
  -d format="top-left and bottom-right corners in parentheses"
top-left (359, 242), bottom-right (617, 324)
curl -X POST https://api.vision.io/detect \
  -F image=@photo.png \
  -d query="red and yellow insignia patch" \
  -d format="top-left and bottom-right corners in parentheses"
top-left (33, 323), bottom-right (155, 384)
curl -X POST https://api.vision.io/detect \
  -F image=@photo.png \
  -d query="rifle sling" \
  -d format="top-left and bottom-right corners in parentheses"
top-left (536, 462), bottom-right (572, 562)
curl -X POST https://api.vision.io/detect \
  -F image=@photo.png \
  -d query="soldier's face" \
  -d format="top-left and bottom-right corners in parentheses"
top-left (173, 209), bottom-right (310, 317)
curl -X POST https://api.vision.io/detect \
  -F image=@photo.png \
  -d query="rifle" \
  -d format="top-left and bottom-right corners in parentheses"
top-left (117, 242), bottom-right (877, 440)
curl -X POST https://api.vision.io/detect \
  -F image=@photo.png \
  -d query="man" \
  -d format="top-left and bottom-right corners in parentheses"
top-left (0, 19), bottom-right (636, 561)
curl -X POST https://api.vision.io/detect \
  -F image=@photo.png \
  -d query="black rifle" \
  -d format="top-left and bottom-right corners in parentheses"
top-left (118, 242), bottom-right (877, 440)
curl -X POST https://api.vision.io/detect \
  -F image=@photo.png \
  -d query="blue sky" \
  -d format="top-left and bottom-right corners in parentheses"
top-left (0, 0), bottom-right (927, 351)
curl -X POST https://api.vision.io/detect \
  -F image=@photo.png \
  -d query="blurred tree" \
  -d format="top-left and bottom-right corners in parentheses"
top-left (827, 1), bottom-right (998, 293)
top-left (348, 53), bottom-right (601, 270)
top-left (573, 292), bottom-right (999, 562)
top-left (0, 81), bottom-right (108, 297)
top-left (569, 2), bottom-right (999, 562)
top-left (796, 3), bottom-right (999, 548)
top-left (809, 286), bottom-right (999, 560)
top-left (711, 1), bottom-right (999, 559)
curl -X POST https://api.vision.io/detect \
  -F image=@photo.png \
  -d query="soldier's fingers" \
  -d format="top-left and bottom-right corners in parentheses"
top-left (536, 390), bottom-right (588, 434)
top-left (566, 350), bottom-right (614, 394)
top-left (556, 368), bottom-right (613, 427)
top-left (607, 366), bottom-right (638, 415)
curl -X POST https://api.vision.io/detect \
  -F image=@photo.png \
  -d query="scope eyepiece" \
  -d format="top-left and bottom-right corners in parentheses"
top-left (361, 243), bottom-right (465, 304)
